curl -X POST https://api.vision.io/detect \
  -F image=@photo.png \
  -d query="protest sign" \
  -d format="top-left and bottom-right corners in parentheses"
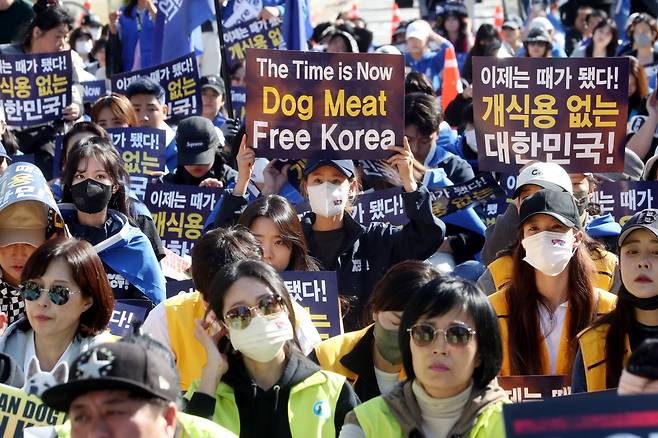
top-left (0, 51), bottom-right (72, 126)
top-left (82, 79), bottom-right (107, 103)
top-left (472, 57), bottom-right (629, 173)
top-left (232, 86), bottom-right (246, 123)
top-left (161, 247), bottom-right (192, 281)
top-left (0, 383), bottom-right (66, 436)
top-left (430, 173), bottom-right (506, 218)
top-left (246, 48), bottom-right (404, 160)
top-left (280, 271), bottom-right (342, 339)
top-left (109, 300), bottom-right (151, 337)
top-left (592, 181), bottom-right (658, 225)
top-left (165, 279), bottom-right (195, 299)
top-left (224, 17), bottom-right (283, 70)
top-left (111, 53), bottom-right (201, 120)
top-left (145, 183), bottom-right (222, 257)
top-left (498, 375), bottom-right (571, 403)
top-left (106, 128), bottom-right (167, 200)
top-left (504, 392), bottom-right (658, 437)
top-left (351, 187), bottom-right (407, 227)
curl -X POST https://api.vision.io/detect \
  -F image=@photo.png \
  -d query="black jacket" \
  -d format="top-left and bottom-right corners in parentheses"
top-left (162, 160), bottom-right (238, 187)
top-left (302, 186), bottom-right (445, 331)
top-left (186, 351), bottom-right (360, 438)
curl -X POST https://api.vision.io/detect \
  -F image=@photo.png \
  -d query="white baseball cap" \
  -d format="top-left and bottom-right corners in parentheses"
top-left (406, 20), bottom-right (431, 42)
top-left (513, 162), bottom-right (572, 198)
top-left (528, 16), bottom-right (554, 33)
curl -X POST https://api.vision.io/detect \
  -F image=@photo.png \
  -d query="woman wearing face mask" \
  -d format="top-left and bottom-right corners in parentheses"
top-left (573, 209), bottom-right (658, 392)
top-left (489, 189), bottom-right (617, 377)
top-left (187, 260), bottom-right (360, 437)
top-left (0, 238), bottom-right (114, 374)
top-left (627, 14), bottom-right (658, 90)
top-left (59, 137), bottom-right (165, 305)
top-left (313, 261), bottom-right (440, 402)
top-left (340, 276), bottom-right (507, 438)
top-left (69, 27), bottom-right (94, 65)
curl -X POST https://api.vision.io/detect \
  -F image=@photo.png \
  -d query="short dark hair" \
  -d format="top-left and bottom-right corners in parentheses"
top-left (404, 71), bottom-right (436, 97)
top-left (20, 238), bottom-right (114, 336)
top-left (191, 226), bottom-right (263, 301)
top-left (125, 77), bottom-right (165, 104)
top-left (398, 276), bottom-right (502, 390)
top-left (366, 261), bottom-right (440, 319)
top-left (405, 92), bottom-right (441, 136)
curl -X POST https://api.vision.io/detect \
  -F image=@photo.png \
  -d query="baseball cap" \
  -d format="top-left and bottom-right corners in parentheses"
top-left (618, 209), bottom-right (658, 247)
top-left (519, 189), bottom-right (580, 229)
top-left (0, 201), bottom-right (47, 248)
top-left (41, 340), bottom-right (179, 412)
top-left (200, 75), bottom-right (225, 96)
top-left (502, 14), bottom-right (523, 30)
top-left (82, 14), bottom-right (102, 27)
top-left (513, 162), bottom-right (572, 198)
top-left (406, 20), bottom-right (431, 42)
top-left (303, 159), bottom-right (355, 178)
top-left (175, 116), bottom-right (220, 166)
top-left (525, 27), bottom-right (552, 45)
top-left (528, 16), bottom-right (554, 32)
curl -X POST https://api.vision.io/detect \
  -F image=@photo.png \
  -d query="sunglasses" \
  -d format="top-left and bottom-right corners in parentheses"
top-left (224, 294), bottom-right (284, 330)
top-left (407, 323), bottom-right (476, 347)
top-left (19, 280), bottom-right (81, 305)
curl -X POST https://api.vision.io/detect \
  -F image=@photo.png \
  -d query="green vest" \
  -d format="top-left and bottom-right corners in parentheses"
top-left (354, 394), bottom-right (506, 438)
top-left (187, 370), bottom-right (346, 438)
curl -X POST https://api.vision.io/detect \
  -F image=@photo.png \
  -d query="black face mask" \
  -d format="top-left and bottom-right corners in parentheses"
top-left (619, 286), bottom-right (658, 311)
top-left (71, 178), bottom-right (113, 214)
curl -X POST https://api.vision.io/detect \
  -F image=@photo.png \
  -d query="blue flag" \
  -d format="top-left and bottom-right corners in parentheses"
top-left (153, 0), bottom-right (215, 64)
top-left (281, 0), bottom-right (312, 51)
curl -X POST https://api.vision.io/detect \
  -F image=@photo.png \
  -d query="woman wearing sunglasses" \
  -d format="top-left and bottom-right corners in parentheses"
top-left (340, 276), bottom-right (506, 438)
top-left (0, 238), bottom-right (114, 373)
top-left (187, 260), bottom-right (359, 437)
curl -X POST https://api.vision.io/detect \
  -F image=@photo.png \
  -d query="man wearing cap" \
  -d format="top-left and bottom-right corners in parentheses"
top-left (38, 336), bottom-right (236, 437)
top-left (479, 162), bottom-right (618, 294)
top-left (199, 75), bottom-right (240, 144)
top-left (501, 15), bottom-right (523, 56)
top-left (404, 19), bottom-right (457, 94)
top-left (519, 17), bottom-right (568, 57)
top-left (162, 116), bottom-right (237, 188)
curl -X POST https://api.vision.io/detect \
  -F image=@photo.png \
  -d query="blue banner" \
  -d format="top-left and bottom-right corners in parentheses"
top-left (592, 181), bottom-right (658, 225)
top-left (82, 79), bottom-right (107, 104)
top-left (232, 86), bottom-right (246, 124)
top-left (280, 271), bottom-right (342, 340)
top-left (108, 300), bottom-right (151, 336)
top-left (111, 53), bottom-right (201, 120)
top-left (165, 279), bottom-right (196, 299)
top-left (0, 51), bottom-right (72, 126)
top-left (224, 17), bottom-right (283, 70)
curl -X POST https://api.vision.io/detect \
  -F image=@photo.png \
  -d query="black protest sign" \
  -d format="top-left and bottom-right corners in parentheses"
top-left (109, 300), bottom-right (152, 336)
top-left (82, 79), bottom-right (107, 103)
top-left (592, 181), bottom-right (658, 225)
top-left (0, 51), bottom-right (72, 126)
top-left (246, 48), bottom-right (404, 160)
top-left (498, 375), bottom-right (571, 403)
top-left (224, 17), bottom-right (283, 70)
top-left (430, 173), bottom-right (506, 217)
top-left (473, 57), bottom-right (628, 173)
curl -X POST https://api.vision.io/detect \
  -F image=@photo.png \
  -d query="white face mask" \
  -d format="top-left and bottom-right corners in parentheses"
top-left (464, 129), bottom-right (477, 152)
top-left (87, 27), bottom-right (102, 41)
top-left (522, 230), bottom-right (576, 276)
top-left (76, 40), bottom-right (93, 55)
top-left (307, 182), bottom-right (349, 217)
top-left (229, 313), bottom-right (293, 363)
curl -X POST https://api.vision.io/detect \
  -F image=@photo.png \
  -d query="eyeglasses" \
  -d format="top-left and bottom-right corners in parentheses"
top-left (19, 280), bottom-right (81, 305)
top-left (407, 323), bottom-right (476, 347)
top-left (224, 294), bottom-right (284, 330)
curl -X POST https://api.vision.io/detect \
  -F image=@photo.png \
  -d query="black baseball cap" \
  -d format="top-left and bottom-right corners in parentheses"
top-left (618, 209), bottom-right (658, 247)
top-left (519, 189), bottom-right (580, 229)
top-left (41, 341), bottom-right (179, 412)
top-left (303, 159), bottom-right (355, 178)
top-left (200, 75), bottom-right (225, 96)
top-left (176, 116), bottom-right (220, 166)
top-left (82, 14), bottom-right (102, 27)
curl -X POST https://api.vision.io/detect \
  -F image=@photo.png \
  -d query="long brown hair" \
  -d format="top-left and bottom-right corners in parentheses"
top-left (506, 229), bottom-right (597, 375)
top-left (90, 94), bottom-right (138, 127)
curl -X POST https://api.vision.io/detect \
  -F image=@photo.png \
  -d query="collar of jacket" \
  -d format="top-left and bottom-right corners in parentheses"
top-left (301, 211), bottom-right (365, 257)
top-left (381, 378), bottom-right (508, 437)
top-left (340, 325), bottom-right (379, 389)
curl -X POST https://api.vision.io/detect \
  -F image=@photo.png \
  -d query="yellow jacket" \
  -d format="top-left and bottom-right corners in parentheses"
top-left (488, 249), bottom-right (617, 293)
top-left (577, 323), bottom-right (631, 391)
top-left (489, 288), bottom-right (617, 376)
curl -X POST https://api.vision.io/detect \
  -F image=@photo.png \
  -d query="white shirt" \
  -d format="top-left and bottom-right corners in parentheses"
top-left (374, 367), bottom-right (399, 395)
top-left (538, 301), bottom-right (568, 374)
top-left (24, 332), bottom-right (76, 373)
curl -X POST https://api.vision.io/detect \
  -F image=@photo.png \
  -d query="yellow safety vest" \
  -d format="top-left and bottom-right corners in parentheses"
top-left (489, 289), bottom-right (617, 376)
top-left (55, 412), bottom-right (237, 437)
top-left (353, 393), bottom-right (505, 438)
top-left (186, 370), bottom-right (346, 438)
top-left (314, 324), bottom-right (406, 386)
top-left (489, 249), bottom-right (617, 293)
top-left (577, 323), bottom-right (631, 392)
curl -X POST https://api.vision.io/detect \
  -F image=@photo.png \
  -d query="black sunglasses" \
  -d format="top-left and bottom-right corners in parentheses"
top-left (407, 323), bottom-right (476, 347)
top-left (224, 294), bottom-right (284, 330)
top-left (20, 280), bottom-right (81, 305)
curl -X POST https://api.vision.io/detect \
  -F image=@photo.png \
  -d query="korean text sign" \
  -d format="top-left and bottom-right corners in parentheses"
top-left (82, 79), bottom-right (107, 103)
top-left (592, 181), bottom-right (658, 225)
top-left (224, 17), bottom-right (283, 69)
top-left (472, 57), bottom-right (628, 173)
top-left (246, 48), bottom-right (404, 159)
top-left (0, 383), bottom-right (66, 436)
top-left (106, 128), bottom-right (166, 200)
top-left (111, 53), bottom-right (201, 120)
top-left (0, 51), bottom-right (72, 126)
top-left (109, 300), bottom-right (150, 337)
top-left (280, 271), bottom-right (342, 339)
top-left (144, 183), bottom-right (221, 257)
top-left (498, 375), bottom-right (571, 403)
